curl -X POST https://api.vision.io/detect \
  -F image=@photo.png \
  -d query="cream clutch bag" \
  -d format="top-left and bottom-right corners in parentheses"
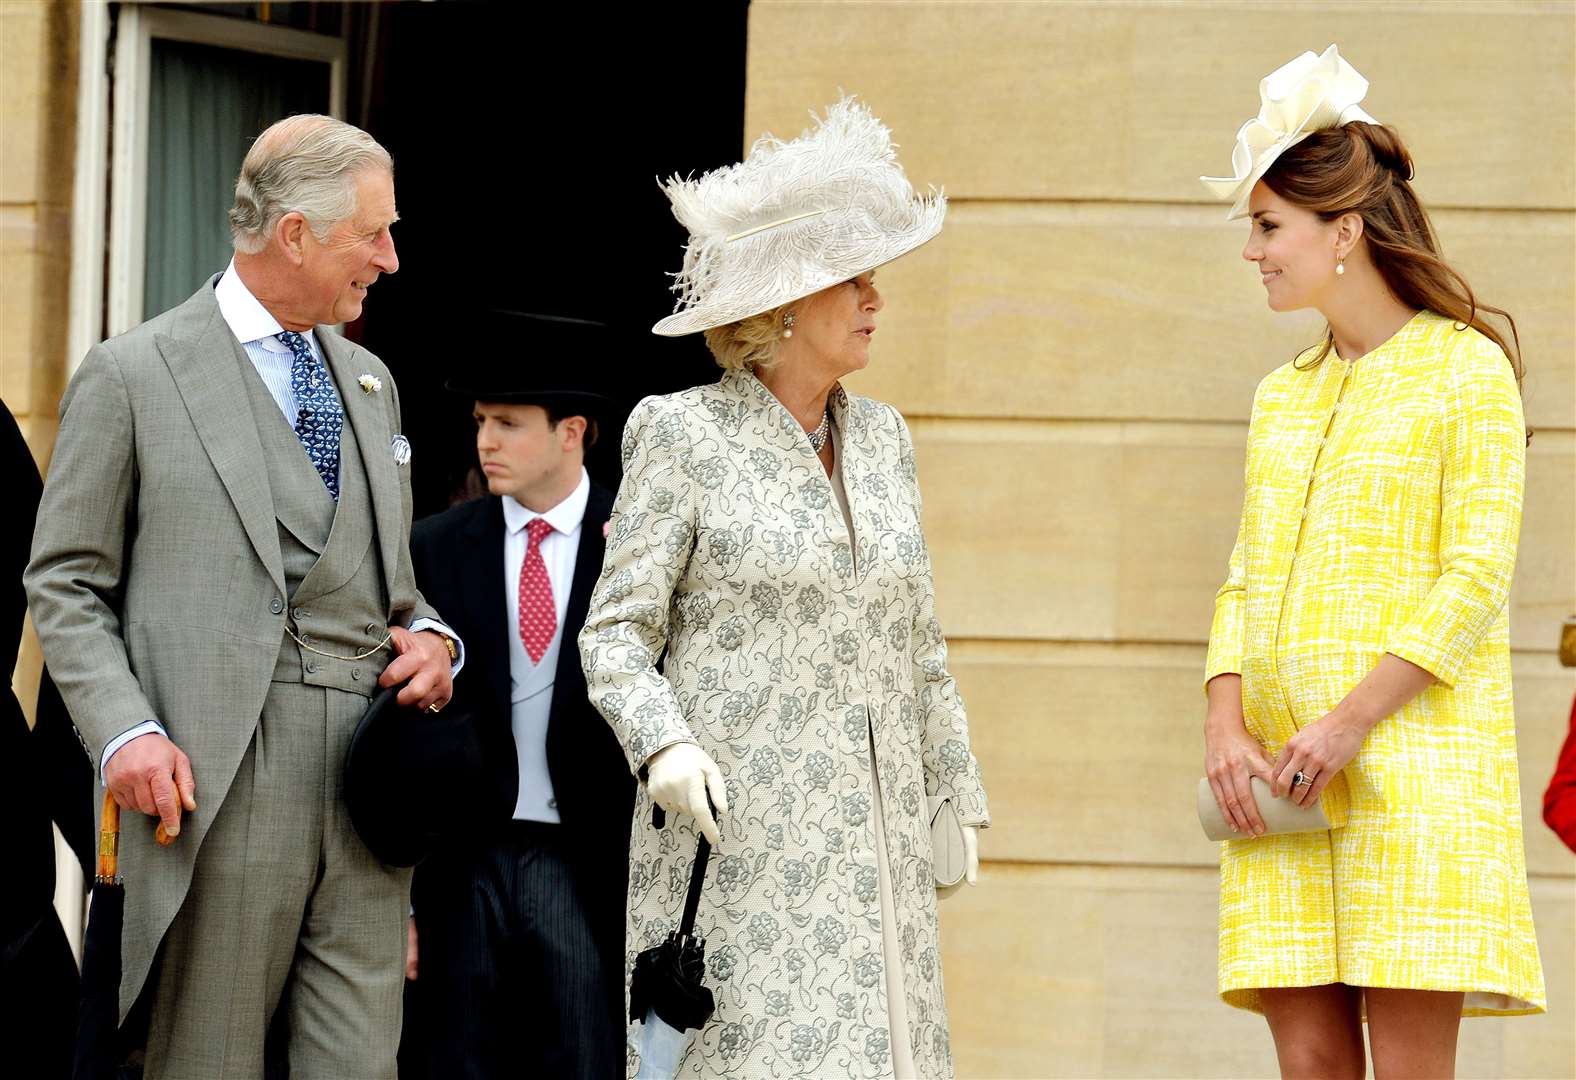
top-left (1197, 776), bottom-right (1331, 841)
top-left (929, 795), bottom-right (968, 890)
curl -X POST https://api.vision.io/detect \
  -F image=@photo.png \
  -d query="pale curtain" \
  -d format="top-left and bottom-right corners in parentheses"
top-left (143, 38), bottom-right (329, 320)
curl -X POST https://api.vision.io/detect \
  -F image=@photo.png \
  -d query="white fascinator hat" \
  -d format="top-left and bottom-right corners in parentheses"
top-left (1202, 44), bottom-right (1379, 219)
top-left (652, 96), bottom-right (946, 337)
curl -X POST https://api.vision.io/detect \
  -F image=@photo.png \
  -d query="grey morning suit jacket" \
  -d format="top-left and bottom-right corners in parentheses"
top-left (24, 278), bottom-right (438, 1018)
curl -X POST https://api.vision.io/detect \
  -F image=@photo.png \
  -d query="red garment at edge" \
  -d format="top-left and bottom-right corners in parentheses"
top-left (1542, 695), bottom-right (1576, 854)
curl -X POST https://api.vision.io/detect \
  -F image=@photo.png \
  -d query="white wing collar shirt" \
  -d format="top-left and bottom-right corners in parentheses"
top-left (502, 467), bottom-right (590, 822)
top-left (98, 262), bottom-right (463, 778)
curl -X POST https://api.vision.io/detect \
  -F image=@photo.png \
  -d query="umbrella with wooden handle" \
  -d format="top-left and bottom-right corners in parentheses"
top-left (73, 791), bottom-right (177, 1080)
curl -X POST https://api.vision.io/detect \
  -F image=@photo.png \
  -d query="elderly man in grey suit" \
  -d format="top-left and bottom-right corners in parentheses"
top-left (26, 115), bottom-right (460, 1079)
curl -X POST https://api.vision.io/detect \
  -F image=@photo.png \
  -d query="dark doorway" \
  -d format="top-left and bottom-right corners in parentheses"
top-left (349, 1), bottom-right (750, 517)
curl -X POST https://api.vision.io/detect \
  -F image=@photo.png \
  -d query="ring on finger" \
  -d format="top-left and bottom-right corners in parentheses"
top-left (1292, 770), bottom-right (1315, 787)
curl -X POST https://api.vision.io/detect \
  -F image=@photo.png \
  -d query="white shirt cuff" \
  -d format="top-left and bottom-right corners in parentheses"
top-left (101, 721), bottom-right (167, 784)
top-left (409, 618), bottom-right (465, 676)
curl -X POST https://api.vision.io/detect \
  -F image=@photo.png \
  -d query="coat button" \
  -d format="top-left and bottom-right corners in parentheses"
top-left (351, 668), bottom-right (361, 681)
top-left (547, 798), bottom-right (558, 810)
top-left (270, 597), bottom-right (284, 614)
top-left (366, 622), bottom-right (381, 636)
top-left (305, 660), bottom-right (317, 674)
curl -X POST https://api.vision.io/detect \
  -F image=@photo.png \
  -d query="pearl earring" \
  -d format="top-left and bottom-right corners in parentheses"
top-left (781, 311), bottom-right (796, 339)
top-left (1336, 258), bottom-right (1346, 276)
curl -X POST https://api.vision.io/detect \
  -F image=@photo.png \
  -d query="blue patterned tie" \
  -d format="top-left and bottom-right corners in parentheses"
top-left (277, 331), bottom-right (343, 500)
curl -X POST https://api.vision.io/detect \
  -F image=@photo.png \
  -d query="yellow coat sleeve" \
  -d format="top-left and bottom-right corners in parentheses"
top-left (1204, 381), bottom-right (1265, 689)
top-left (1385, 334), bottom-right (1526, 688)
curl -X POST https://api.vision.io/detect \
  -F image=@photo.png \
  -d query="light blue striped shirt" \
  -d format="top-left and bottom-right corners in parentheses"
top-left (214, 258), bottom-right (340, 424)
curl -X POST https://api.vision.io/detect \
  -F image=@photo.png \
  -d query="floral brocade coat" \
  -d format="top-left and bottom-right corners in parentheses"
top-left (579, 369), bottom-right (989, 1079)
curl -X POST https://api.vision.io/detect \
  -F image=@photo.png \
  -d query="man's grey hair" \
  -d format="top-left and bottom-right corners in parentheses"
top-left (229, 114), bottom-right (393, 254)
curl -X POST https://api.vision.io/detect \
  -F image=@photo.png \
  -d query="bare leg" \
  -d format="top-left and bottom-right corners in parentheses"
top-left (1260, 984), bottom-right (1366, 1080)
top-left (1366, 988), bottom-right (1463, 1080)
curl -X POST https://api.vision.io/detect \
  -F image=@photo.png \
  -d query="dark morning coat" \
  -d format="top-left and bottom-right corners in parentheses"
top-left (407, 486), bottom-right (634, 962)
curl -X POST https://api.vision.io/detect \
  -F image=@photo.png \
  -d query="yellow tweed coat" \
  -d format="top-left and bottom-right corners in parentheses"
top-left (1205, 311), bottom-right (1545, 1016)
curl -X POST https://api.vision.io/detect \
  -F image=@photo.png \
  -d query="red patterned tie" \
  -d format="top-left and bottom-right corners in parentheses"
top-left (517, 518), bottom-right (557, 663)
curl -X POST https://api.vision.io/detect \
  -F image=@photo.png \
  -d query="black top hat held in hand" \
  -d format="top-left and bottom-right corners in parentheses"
top-left (343, 684), bottom-right (512, 867)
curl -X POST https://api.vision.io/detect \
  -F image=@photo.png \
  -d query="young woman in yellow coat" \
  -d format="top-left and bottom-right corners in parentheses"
top-left (1199, 46), bottom-right (1546, 1078)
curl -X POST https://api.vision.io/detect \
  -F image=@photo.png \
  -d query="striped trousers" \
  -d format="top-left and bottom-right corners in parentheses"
top-left (408, 822), bottom-right (620, 1080)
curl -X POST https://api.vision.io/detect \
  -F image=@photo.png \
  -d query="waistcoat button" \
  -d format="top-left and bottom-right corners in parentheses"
top-left (269, 597), bottom-right (284, 614)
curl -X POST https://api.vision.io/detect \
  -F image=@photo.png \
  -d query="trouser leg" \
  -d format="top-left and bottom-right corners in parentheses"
top-left (285, 686), bottom-right (412, 1080)
top-left (412, 847), bottom-right (511, 1080)
top-left (414, 827), bottom-right (617, 1080)
top-left (143, 691), bottom-right (320, 1080)
top-left (515, 830), bottom-right (619, 1080)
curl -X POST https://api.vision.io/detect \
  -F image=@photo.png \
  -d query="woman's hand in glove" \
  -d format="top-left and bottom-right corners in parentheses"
top-left (645, 742), bottom-right (728, 845)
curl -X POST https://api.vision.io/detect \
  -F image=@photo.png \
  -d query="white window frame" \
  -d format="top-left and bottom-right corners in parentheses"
top-left (101, 5), bottom-right (347, 340)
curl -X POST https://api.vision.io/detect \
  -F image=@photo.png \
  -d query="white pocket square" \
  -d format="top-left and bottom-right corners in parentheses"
top-left (391, 434), bottom-right (412, 467)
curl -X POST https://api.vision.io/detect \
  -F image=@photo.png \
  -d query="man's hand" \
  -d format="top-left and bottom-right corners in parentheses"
top-left (104, 732), bottom-right (197, 839)
top-left (379, 627), bottom-right (453, 711)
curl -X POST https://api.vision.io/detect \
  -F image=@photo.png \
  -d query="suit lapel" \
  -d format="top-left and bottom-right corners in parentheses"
top-left (321, 332), bottom-right (401, 596)
top-left (465, 498), bottom-right (512, 718)
top-left (551, 485), bottom-right (612, 717)
top-left (154, 289), bottom-right (285, 593)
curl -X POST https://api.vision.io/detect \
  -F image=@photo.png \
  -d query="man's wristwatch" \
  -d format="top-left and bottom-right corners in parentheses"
top-left (436, 633), bottom-right (459, 664)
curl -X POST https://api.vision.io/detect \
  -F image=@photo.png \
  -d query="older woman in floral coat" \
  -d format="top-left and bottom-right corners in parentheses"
top-left (580, 99), bottom-right (988, 1079)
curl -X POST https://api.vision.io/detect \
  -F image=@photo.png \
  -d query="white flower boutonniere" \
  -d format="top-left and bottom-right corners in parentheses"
top-left (357, 374), bottom-right (383, 394)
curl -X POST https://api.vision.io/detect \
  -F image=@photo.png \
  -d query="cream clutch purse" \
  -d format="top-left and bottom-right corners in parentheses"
top-left (928, 796), bottom-right (968, 891)
top-left (1196, 776), bottom-right (1331, 841)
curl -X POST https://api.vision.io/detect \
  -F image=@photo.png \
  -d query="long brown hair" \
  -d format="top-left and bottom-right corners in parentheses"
top-left (1262, 122), bottom-right (1525, 395)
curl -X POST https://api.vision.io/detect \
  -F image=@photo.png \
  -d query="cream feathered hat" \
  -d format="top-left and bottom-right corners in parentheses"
top-left (1202, 44), bottom-right (1378, 219)
top-left (652, 96), bottom-right (946, 337)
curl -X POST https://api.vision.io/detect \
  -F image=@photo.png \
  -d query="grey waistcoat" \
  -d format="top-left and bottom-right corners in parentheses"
top-left (238, 351), bottom-right (393, 695)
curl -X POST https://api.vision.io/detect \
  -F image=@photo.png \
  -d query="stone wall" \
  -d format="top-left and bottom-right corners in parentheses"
top-left (4, 0), bottom-right (78, 723)
top-left (746, 2), bottom-right (1575, 1074)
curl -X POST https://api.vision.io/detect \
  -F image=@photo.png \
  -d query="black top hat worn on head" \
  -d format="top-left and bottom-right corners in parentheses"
top-left (343, 684), bottom-right (513, 867)
top-left (445, 311), bottom-right (615, 413)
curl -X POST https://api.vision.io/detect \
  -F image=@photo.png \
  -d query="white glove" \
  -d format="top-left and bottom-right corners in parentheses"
top-left (645, 743), bottom-right (728, 846)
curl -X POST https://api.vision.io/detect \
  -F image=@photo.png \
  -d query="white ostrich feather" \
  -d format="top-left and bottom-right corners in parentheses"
top-left (653, 96), bottom-right (946, 336)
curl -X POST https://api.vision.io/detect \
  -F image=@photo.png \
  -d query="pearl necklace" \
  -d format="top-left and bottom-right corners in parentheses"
top-left (805, 409), bottom-right (831, 453)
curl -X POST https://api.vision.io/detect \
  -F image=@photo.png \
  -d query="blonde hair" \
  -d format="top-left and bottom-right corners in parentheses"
top-left (230, 114), bottom-right (393, 254)
top-left (702, 303), bottom-right (794, 371)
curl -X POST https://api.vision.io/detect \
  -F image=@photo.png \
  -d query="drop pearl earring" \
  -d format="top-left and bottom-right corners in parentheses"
top-left (782, 310), bottom-right (796, 339)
